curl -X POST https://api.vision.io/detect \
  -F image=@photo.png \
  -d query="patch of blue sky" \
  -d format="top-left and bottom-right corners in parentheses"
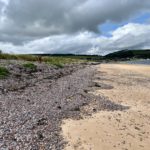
top-left (99, 22), bottom-right (125, 37)
top-left (129, 12), bottom-right (150, 24)
top-left (99, 12), bottom-right (150, 37)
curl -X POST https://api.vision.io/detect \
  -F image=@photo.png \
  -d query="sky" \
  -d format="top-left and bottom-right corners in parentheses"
top-left (0, 0), bottom-right (150, 55)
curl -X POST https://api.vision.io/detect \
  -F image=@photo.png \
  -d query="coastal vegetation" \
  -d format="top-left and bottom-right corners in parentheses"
top-left (0, 49), bottom-right (150, 66)
top-left (0, 66), bottom-right (9, 79)
top-left (0, 53), bottom-right (86, 67)
top-left (23, 63), bottom-right (37, 71)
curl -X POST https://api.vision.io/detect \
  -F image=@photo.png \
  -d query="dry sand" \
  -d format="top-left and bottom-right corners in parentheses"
top-left (61, 64), bottom-right (150, 150)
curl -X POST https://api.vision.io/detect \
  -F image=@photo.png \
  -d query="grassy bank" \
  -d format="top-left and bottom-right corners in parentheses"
top-left (0, 53), bottom-right (86, 67)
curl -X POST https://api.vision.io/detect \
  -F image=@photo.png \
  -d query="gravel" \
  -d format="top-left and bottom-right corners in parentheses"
top-left (0, 60), bottom-right (129, 150)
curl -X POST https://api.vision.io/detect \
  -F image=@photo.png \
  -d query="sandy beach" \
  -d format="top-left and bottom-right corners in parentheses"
top-left (62, 64), bottom-right (150, 150)
top-left (1, 60), bottom-right (125, 149)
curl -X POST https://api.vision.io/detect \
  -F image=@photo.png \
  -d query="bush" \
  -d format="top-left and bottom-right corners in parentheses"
top-left (23, 63), bottom-right (37, 71)
top-left (0, 66), bottom-right (9, 79)
top-left (52, 63), bottom-right (64, 68)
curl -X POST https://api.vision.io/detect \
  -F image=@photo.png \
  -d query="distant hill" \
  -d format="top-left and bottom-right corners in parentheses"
top-left (105, 50), bottom-right (150, 59)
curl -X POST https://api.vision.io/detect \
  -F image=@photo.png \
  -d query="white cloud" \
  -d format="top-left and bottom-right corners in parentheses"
top-left (0, 23), bottom-right (150, 55)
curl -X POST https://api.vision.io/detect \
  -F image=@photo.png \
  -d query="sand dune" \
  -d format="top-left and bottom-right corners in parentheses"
top-left (62, 64), bottom-right (150, 150)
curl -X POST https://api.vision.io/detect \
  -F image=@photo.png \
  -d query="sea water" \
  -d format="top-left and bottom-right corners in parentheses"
top-left (127, 59), bottom-right (150, 65)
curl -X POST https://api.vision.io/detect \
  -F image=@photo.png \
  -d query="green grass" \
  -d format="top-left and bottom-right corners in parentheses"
top-left (0, 66), bottom-right (9, 79)
top-left (44, 56), bottom-right (83, 63)
top-left (52, 63), bottom-right (64, 68)
top-left (0, 54), bottom-right (86, 66)
top-left (0, 53), bottom-right (37, 61)
top-left (23, 63), bottom-right (37, 70)
top-left (45, 57), bottom-right (78, 68)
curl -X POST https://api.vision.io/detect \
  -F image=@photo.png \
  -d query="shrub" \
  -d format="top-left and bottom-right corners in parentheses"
top-left (52, 63), bottom-right (64, 68)
top-left (0, 66), bottom-right (9, 79)
top-left (23, 63), bottom-right (37, 71)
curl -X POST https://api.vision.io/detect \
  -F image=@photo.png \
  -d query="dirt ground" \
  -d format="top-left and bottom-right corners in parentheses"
top-left (62, 64), bottom-right (150, 150)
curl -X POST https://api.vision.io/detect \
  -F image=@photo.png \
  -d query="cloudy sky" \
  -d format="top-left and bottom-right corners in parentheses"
top-left (0, 0), bottom-right (150, 55)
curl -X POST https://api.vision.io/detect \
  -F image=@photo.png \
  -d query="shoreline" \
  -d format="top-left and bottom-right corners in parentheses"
top-left (62, 63), bottom-right (150, 150)
top-left (1, 61), bottom-right (150, 149)
top-left (1, 60), bottom-right (120, 149)
top-left (0, 60), bottom-right (94, 149)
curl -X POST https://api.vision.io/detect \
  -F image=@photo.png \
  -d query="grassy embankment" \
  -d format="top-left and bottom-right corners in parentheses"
top-left (0, 53), bottom-right (90, 79)
top-left (0, 53), bottom-right (88, 67)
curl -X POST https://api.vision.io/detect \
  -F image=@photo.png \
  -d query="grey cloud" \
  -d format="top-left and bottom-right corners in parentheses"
top-left (0, 0), bottom-right (150, 44)
top-left (0, 1), bottom-right (150, 54)
top-left (0, 1), bottom-right (4, 14)
top-left (1, 23), bottom-right (150, 55)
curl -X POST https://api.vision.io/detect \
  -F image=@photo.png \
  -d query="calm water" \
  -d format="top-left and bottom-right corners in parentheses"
top-left (127, 59), bottom-right (150, 65)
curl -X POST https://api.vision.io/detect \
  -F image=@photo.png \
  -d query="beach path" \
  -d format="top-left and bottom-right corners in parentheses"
top-left (61, 64), bottom-right (150, 150)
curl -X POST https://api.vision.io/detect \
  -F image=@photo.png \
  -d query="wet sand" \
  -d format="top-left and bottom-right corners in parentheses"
top-left (62, 64), bottom-right (150, 150)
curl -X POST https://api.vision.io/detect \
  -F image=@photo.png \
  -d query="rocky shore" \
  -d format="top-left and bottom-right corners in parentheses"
top-left (0, 60), bottom-right (127, 150)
